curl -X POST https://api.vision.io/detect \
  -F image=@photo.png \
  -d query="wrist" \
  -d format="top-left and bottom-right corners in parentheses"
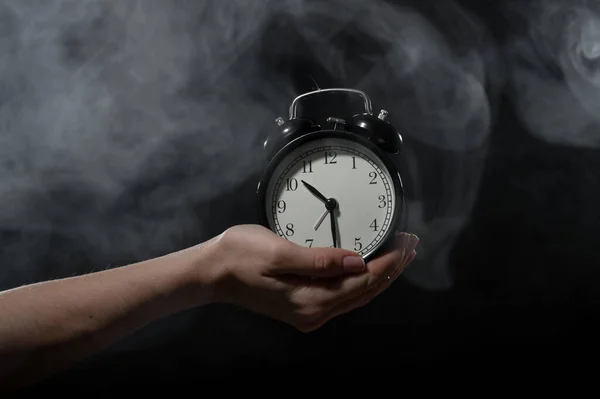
top-left (172, 237), bottom-right (227, 307)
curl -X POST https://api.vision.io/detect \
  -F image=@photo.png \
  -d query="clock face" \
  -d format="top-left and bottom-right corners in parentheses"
top-left (264, 135), bottom-right (397, 259)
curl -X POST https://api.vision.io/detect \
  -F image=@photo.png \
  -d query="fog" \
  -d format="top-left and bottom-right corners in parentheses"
top-left (0, 0), bottom-right (501, 293)
top-left (506, 0), bottom-right (600, 148)
top-left (0, 0), bottom-right (284, 285)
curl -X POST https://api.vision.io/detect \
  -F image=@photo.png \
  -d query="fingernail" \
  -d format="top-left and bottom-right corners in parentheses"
top-left (343, 256), bottom-right (365, 272)
top-left (408, 234), bottom-right (419, 251)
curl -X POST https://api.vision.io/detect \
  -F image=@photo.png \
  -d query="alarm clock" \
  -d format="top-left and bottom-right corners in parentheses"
top-left (256, 88), bottom-right (407, 262)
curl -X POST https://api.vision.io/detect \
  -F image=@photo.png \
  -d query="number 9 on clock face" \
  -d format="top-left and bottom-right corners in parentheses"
top-left (257, 131), bottom-right (404, 261)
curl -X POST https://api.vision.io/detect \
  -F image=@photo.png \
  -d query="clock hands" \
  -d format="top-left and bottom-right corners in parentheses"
top-left (314, 208), bottom-right (329, 231)
top-left (329, 206), bottom-right (338, 248)
top-left (301, 180), bottom-right (328, 203)
top-left (302, 180), bottom-right (339, 247)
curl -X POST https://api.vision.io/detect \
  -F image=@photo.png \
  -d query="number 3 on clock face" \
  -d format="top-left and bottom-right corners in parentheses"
top-left (259, 132), bottom-right (403, 261)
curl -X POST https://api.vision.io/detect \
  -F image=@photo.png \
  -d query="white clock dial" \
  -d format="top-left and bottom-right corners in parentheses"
top-left (265, 137), bottom-right (396, 258)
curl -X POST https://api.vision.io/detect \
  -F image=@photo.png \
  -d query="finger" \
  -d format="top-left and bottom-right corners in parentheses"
top-left (382, 231), bottom-right (413, 270)
top-left (310, 234), bottom-right (408, 304)
top-left (283, 232), bottom-right (416, 306)
top-left (392, 248), bottom-right (417, 280)
top-left (403, 250), bottom-right (417, 269)
top-left (329, 249), bottom-right (418, 318)
top-left (396, 232), bottom-right (410, 269)
top-left (318, 234), bottom-right (420, 320)
top-left (400, 234), bottom-right (419, 267)
top-left (328, 259), bottom-right (404, 317)
top-left (369, 239), bottom-right (418, 295)
top-left (268, 241), bottom-right (366, 278)
top-left (397, 231), bottom-right (410, 250)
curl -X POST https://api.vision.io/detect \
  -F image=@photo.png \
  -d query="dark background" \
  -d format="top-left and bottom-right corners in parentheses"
top-left (2, 0), bottom-right (599, 392)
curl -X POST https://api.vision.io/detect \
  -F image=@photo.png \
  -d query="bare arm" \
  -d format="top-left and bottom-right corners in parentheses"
top-left (0, 225), bottom-right (418, 392)
top-left (0, 241), bottom-right (218, 392)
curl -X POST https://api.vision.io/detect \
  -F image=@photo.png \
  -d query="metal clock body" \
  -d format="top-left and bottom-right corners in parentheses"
top-left (257, 88), bottom-right (406, 262)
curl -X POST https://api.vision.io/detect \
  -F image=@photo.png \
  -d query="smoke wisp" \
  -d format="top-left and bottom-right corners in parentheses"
top-left (0, 0), bottom-right (498, 295)
top-left (506, 0), bottom-right (600, 148)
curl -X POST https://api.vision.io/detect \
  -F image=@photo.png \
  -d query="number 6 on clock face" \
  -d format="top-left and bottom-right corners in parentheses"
top-left (257, 130), bottom-right (404, 262)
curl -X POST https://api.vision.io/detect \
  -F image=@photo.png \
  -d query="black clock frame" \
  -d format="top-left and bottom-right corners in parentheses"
top-left (256, 129), bottom-right (407, 262)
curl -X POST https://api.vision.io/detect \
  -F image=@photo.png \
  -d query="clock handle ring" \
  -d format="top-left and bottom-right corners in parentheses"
top-left (288, 88), bottom-right (373, 120)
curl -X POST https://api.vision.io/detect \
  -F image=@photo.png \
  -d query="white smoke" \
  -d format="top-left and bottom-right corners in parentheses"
top-left (507, 0), bottom-right (600, 148)
top-left (0, 0), bottom-right (498, 296)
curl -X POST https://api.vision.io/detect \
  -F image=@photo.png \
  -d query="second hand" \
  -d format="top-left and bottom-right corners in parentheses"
top-left (314, 209), bottom-right (328, 231)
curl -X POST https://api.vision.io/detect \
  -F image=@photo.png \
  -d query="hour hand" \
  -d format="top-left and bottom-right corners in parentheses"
top-left (301, 180), bottom-right (327, 203)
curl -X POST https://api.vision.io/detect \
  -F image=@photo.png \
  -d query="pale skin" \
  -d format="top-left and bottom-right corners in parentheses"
top-left (0, 224), bottom-right (419, 392)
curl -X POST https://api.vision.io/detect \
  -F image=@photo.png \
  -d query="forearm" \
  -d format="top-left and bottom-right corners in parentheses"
top-left (0, 242), bottom-right (217, 391)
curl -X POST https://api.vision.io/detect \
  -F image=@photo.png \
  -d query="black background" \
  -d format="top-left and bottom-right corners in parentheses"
top-left (10, 0), bottom-right (600, 393)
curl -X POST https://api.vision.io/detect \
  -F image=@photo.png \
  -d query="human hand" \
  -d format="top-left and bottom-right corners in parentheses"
top-left (201, 224), bottom-right (419, 332)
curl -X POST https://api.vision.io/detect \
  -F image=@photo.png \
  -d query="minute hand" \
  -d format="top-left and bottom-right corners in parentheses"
top-left (301, 180), bottom-right (328, 203)
top-left (329, 210), bottom-right (338, 248)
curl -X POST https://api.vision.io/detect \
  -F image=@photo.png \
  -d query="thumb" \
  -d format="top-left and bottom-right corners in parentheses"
top-left (272, 244), bottom-right (366, 278)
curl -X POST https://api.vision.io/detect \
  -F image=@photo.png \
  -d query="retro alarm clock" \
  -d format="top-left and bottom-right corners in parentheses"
top-left (256, 88), bottom-right (407, 262)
